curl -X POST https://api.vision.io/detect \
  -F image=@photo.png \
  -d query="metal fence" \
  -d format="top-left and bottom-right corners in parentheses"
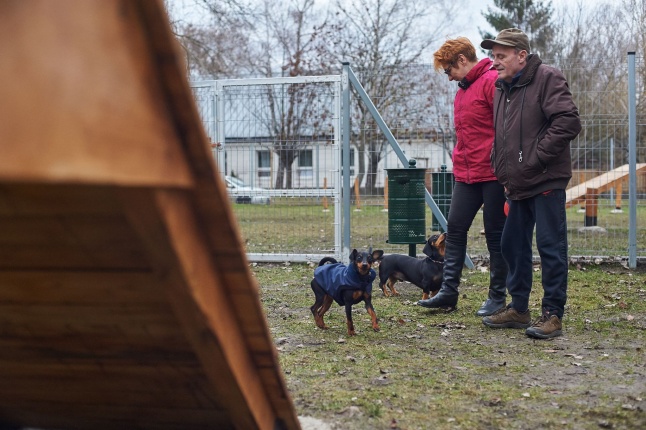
top-left (192, 53), bottom-right (646, 265)
top-left (192, 76), bottom-right (344, 262)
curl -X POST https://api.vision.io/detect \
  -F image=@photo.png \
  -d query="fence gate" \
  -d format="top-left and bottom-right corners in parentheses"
top-left (192, 76), bottom-right (343, 263)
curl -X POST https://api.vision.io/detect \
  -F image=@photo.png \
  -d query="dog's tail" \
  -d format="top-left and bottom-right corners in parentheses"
top-left (317, 256), bottom-right (338, 266)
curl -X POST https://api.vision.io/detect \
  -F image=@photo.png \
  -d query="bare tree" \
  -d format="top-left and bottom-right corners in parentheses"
top-left (168, 0), bottom-right (255, 78)
top-left (327, 0), bottom-right (458, 193)
top-left (549, 0), bottom-right (645, 169)
top-left (251, 0), bottom-right (334, 189)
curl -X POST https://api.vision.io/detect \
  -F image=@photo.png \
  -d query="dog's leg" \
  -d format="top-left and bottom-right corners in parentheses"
top-left (319, 295), bottom-right (333, 316)
top-left (379, 280), bottom-right (391, 297)
top-left (421, 292), bottom-right (430, 300)
top-left (387, 277), bottom-right (400, 296)
top-left (342, 291), bottom-right (358, 336)
top-left (311, 281), bottom-right (329, 329)
top-left (344, 302), bottom-right (356, 336)
top-left (315, 295), bottom-right (334, 329)
top-left (364, 294), bottom-right (379, 332)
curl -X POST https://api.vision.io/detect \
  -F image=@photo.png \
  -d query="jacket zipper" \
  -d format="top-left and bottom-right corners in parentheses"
top-left (502, 88), bottom-right (514, 193)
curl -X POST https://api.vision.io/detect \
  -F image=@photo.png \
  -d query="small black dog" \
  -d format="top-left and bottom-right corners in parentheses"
top-left (310, 248), bottom-right (384, 336)
top-left (378, 233), bottom-right (446, 299)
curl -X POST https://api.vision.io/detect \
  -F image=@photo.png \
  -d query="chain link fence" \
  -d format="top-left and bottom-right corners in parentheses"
top-left (192, 54), bottom-right (645, 263)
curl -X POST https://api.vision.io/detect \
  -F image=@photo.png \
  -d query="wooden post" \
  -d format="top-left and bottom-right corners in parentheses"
top-left (578, 171), bottom-right (586, 211)
top-left (614, 181), bottom-right (622, 210)
top-left (383, 177), bottom-right (388, 211)
top-left (354, 176), bottom-right (361, 211)
top-left (585, 187), bottom-right (598, 226)
top-left (322, 177), bottom-right (329, 211)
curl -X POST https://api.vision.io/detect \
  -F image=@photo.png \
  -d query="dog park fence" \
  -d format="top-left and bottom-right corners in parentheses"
top-left (191, 52), bottom-right (646, 267)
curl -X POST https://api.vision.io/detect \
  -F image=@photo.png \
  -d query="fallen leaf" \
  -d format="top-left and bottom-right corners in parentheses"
top-left (627, 315), bottom-right (635, 321)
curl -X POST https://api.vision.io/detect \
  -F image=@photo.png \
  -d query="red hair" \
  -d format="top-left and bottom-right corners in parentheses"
top-left (433, 37), bottom-right (478, 72)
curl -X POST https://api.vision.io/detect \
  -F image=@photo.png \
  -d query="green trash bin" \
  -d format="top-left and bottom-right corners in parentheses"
top-left (431, 164), bottom-right (454, 232)
top-left (386, 159), bottom-right (427, 256)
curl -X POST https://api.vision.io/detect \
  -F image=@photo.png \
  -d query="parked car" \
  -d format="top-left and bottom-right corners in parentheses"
top-left (224, 176), bottom-right (271, 205)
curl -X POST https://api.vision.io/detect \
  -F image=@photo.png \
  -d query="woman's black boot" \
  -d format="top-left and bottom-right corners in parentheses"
top-left (417, 243), bottom-right (466, 309)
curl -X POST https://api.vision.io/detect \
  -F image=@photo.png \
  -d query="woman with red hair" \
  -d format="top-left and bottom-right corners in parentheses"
top-left (418, 37), bottom-right (507, 316)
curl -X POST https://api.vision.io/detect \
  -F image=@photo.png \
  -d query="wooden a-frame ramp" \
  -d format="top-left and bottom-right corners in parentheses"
top-left (566, 163), bottom-right (646, 209)
top-left (566, 163), bottom-right (646, 225)
top-left (0, 1), bottom-right (300, 429)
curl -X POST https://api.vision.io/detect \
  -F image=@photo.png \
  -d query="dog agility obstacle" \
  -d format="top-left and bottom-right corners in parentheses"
top-left (0, 1), bottom-right (300, 429)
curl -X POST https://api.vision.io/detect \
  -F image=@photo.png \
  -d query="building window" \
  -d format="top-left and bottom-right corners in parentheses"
top-left (299, 149), bottom-right (313, 178)
top-left (342, 148), bottom-right (355, 176)
top-left (258, 150), bottom-right (270, 178)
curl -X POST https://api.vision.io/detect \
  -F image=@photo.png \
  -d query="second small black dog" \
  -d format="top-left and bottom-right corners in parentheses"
top-left (378, 232), bottom-right (446, 299)
top-left (310, 248), bottom-right (384, 336)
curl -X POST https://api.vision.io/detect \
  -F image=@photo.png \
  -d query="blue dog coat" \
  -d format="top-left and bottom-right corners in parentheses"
top-left (314, 262), bottom-right (376, 306)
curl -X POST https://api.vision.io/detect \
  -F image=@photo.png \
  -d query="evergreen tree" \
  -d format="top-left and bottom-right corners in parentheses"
top-left (480, 0), bottom-right (555, 58)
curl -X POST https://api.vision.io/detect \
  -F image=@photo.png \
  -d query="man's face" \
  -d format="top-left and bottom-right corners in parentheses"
top-left (491, 45), bottom-right (527, 82)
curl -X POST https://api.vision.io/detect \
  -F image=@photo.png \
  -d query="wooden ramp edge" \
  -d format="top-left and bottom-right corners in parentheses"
top-left (566, 163), bottom-right (646, 209)
top-left (0, 1), bottom-right (300, 429)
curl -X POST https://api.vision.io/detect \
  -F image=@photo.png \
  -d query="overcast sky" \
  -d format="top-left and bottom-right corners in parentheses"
top-left (166, 0), bottom-right (598, 62)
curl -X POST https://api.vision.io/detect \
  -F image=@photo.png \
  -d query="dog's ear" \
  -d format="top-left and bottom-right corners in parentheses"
top-left (422, 241), bottom-right (433, 257)
top-left (436, 232), bottom-right (447, 257)
top-left (371, 250), bottom-right (384, 261)
top-left (349, 249), bottom-right (359, 262)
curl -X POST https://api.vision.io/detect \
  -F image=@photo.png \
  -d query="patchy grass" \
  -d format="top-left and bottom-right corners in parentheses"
top-left (253, 262), bottom-right (646, 430)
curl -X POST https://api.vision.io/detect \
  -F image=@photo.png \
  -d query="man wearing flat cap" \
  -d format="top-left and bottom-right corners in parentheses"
top-left (480, 28), bottom-right (581, 339)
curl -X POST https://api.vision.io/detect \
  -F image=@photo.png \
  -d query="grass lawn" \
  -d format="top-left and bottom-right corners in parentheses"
top-left (252, 261), bottom-right (646, 429)
top-left (231, 199), bottom-right (646, 258)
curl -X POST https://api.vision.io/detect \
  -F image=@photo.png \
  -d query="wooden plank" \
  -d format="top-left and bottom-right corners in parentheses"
top-left (0, 402), bottom-right (231, 430)
top-left (0, 0), bottom-right (193, 188)
top-left (156, 190), bottom-right (291, 430)
top-left (0, 271), bottom-right (164, 305)
top-left (0, 214), bottom-right (149, 270)
top-left (0, 304), bottom-right (186, 339)
top-left (0, 374), bottom-right (215, 409)
top-left (119, 188), bottom-right (262, 430)
top-left (0, 184), bottom-right (123, 216)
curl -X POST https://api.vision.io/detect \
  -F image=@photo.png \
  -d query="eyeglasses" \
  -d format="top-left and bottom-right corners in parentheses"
top-left (443, 63), bottom-right (454, 75)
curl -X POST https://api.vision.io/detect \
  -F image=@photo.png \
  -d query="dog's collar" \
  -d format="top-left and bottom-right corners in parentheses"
top-left (428, 257), bottom-right (444, 264)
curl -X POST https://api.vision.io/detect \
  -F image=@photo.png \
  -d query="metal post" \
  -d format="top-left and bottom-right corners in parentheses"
top-left (341, 63), bottom-right (352, 261)
top-left (627, 51), bottom-right (637, 268)
top-left (215, 81), bottom-right (226, 177)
